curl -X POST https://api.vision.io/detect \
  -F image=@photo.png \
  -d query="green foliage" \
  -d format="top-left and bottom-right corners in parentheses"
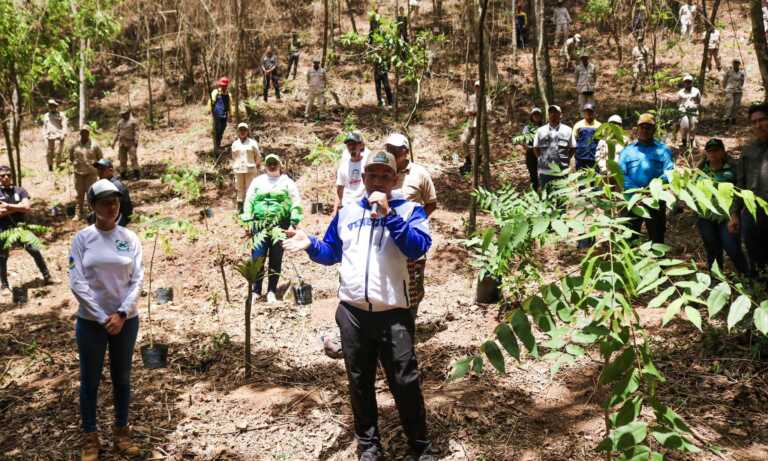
top-left (580, 0), bottom-right (613, 26)
top-left (136, 215), bottom-right (200, 243)
top-left (0, 223), bottom-right (50, 250)
top-left (455, 156), bottom-right (768, 458)
top-left (235, 258), bottom-right (265, 283)
top-left (305, 138), bottom-right (342, 167)
top-left (162, 166), bottom-right (202, 202)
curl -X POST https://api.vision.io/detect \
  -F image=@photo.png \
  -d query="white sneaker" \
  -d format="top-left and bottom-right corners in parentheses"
top-left (266, 291), bottom-right (277, 304)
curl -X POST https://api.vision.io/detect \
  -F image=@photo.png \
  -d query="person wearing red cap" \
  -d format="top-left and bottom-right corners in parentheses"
top-left (210, 77), bottom-right (231, 151)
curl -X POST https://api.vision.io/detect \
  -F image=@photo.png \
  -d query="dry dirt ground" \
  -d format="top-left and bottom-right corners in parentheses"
top-left (2, 2), bottom-right (768, 460)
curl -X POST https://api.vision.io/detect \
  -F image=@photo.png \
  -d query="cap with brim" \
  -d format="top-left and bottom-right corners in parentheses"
top-left (384, 133), bottom-right (410, 149)
top-left (88, 179), bottom-right (122, 203)
top-left (80, 125), bottom-right (91, 132)
top-left (583, 103), bottom-right (595, 111)
top-left (344, 132), bottom-right (363, 143)
top-left (92, 158), bottom-right (113, 169)
top-left (705, 138), bottom-right (725, 151)
top-left (531, 107), bottom-right (542, 114)
top-left (549, 105), bottom-right (562, 113)
top-left (608, 114), bottom-right (623, 124)
top-left (364, 151), bottom-right (397, 173)
top-left (237, 122), bottom-right (249, 130)
top-left (120, 106), bottom-right (131, 114)
top-left (683, 74), bottom-right (694, 82)
top-left (637, 113), bottom-right (656, 126)
top-left (47, 99), bottom-right (58, 106)
top-left (313, 58), bottom-right (321, 63)
top-left (264, 153), bottom-right (282, 165)
top-left (474, 80), bottom-right (481, 86)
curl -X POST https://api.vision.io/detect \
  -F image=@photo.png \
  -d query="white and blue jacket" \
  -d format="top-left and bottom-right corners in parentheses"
top-left (306, 192), bottom-right (431, 312)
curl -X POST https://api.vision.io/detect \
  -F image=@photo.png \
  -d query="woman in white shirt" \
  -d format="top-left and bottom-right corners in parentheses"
top-left (231, 122), bottom-right (261, 212)
top-left (69, 179), bottom-right (143, 461)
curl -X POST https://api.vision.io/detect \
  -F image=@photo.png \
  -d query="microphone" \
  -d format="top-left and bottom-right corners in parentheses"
top-left (370, 203), bottom-right (380, 218)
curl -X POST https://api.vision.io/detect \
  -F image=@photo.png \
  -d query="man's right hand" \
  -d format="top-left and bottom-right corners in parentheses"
top-left (283, 229), bottom-right (311, 253)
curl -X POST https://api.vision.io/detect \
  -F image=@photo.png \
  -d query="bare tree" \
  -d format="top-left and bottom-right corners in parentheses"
top-left (751, 0), bottom-right (768, 100)
top-left (531, 0), bottom-right (554, 107)
top-left (697, 0), bottom-right (721, 96)
top-left (469, 0), bottom-right (490, 233)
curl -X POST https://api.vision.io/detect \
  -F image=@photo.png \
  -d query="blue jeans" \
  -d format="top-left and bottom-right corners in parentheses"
top-left (742, 208), bottom-right (768, 279)
top-left (76, 316), bottom-right (139, 433)
top-left (696, 218), bottom-right (748, 274)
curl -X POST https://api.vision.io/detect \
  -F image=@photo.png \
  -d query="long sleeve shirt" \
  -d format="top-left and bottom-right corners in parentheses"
top-left (69, 225), bottom-right (144, 324)
top-left (575, 62), bottom-right (597, 93)
top-left (305, 192), bottom-right (431, 312)
top-left (722, 69), bottom-right (746, 93)
top-left (553, 6), bottom-right (571, 25)
top-left (69, 141), bottom-right (103, 175)
top-left (42, 111), bottom-right (68, 140)
top-left (307, 68), bottom-right (327, 92)
top-left (735, 140), bottom-right (768, 206)
top-left (242, 173), bottom-right (303, 227)
top-left (115, 117), bottom-right (139, 146)
top-left (231, 137), bottom-right (261, 173)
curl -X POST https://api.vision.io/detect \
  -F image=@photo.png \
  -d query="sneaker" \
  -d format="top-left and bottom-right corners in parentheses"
top-left (113, 426), bottom-right (140, 456)
top-left (266, 291), bottom-right (277, 304)
top-left (133, 170), bottom-right (141, 180)
top-left (320, 335), bottom-right (344, 359)
top-left (80, 432), bottom-right (100, 461)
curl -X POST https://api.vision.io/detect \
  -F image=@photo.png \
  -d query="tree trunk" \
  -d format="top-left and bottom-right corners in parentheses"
top-left (511, 0), bottom-right (518, 60)
top-left (345, 0), bottom-right (357, 33)
top-left (78, 39), bottom-right (88, 128)
top-left (233, 0), bottom-right (243, 123)
top-left (145, 18), bottom-right (155, 127)
top-left (698, 0), bottom-right (721, 96)
top-left (751, 0), bottom-right (768, 100)
top-left (244, 287), bottom-right (252, 379)
top-left (532, 0), bottom-right (553, 106)
top-left (322, 0), bottom-right (330, 67)
top-left (469, 0), bottom-right (489, 233)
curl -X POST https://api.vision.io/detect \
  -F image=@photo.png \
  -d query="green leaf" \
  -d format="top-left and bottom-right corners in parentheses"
top-left (666, 266), bottom-right (696, 277)
top-left (497, 223), bottom-right (515, 250)
top-left (607, 368), bottom-right (641, 408)
top-left (565, 344), bottom-right (585, 357)
top-left (609, 397), bottom-right (644, 429)
top-left (600, 348), bottom-right (635, 385)
top-left (754, 301), bottom-right (768, 335)
top-left (684, 306), bottom-right (702, 331)
top-left (480, 340), bottom-right (505, 374)
top-left (531, 217), bottom-right (550, 237)
top-left (471, 355), bottom-right (484, 374)
top-left (447, 356), bottom-right (472, 381)
top-left (495, 323), bottom-right (520, 360)
top-left (742, 189), bottom-right (757, 217)
top-left (647, 286), bottom-right (675, 308)
top-left (651, 427), bottom-right (700, 453)
top-left (662, 297), bottom-right (685, 326)
top-left (480, 227), bottom-right (494, 251)
top-left (511, 310), bottom-right (538, 357)
top-left (707, 282), bottom-right (730, 318)
top-left (598, 421), bottom-right (648, 451)
top-left (727, 295), bottom-right (752, 331)
top-left (552, 219), bottom-right (568, 238)
top-left (653, 403), bottom-right (691, 434)
top-left (614, 445), bottom-right (661, 461)
top-left (649, 178), bottom-right (664, 201)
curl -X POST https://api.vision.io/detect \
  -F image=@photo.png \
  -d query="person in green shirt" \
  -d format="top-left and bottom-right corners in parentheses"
top-left (696, 138), bottom-right (748, 274)
top-left (242, 154), bottom-right (303, 303)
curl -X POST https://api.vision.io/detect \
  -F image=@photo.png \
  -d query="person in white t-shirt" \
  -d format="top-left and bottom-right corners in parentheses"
top-left (334, 132), bottom-right (370, 214)
top-left (69, 179), bottom-right (144, 461)
top-left (231, 123), bottom-right (261, 212)
top-left (676, 74), bottom-right (702, 148)
top-left (679, 0), bottom-right (697, 40)
top-left (706, 27), bottom-right (721, 71)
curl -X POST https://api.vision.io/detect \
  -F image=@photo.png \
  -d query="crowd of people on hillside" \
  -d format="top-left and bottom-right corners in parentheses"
top-left (5, 3), bottom-right (768, 461)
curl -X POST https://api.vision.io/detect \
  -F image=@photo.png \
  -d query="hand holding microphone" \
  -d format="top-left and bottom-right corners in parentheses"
top-left (368, 191), bottom-right (389, 219)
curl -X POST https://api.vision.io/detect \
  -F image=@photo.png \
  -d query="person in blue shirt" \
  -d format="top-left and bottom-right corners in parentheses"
top-left (209, 77), bottom-right (231, 152)
top-left (619, 113), bottom-right (675, 243)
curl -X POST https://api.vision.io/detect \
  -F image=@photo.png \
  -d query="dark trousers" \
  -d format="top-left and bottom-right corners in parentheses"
top-left (335, 302), bottom-right (431, 456)
top-left (263, 74), bottom-right (281, 101)
top-left (0, 243), bottom-right (50, 287)
top-left (742, 207), bottom-right (768, 278)
top-left (76, 316), bottom-right (139, 433)
top-left (696, 217), bottom-right (748, 274)
top-left (374, 72), bottom-right (393, 106)
top-left (525, 148), bottom-right (539, 191)
top-left (539, 174), bottom-right (559, 192)
top-left (576, 158), bottom-right (596, 170)
top-left (213, 117), bottom-right (227, 149)
top-left (251, 236), bottom-right (284, 294)
top-left (629, 202), bottom-right (667, 244)
top-left (287, 53), bottom-right (299, 79)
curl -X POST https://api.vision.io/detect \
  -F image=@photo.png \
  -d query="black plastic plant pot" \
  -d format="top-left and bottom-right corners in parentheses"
top-left (200, 208), bottom-right (214, 218)
top-left (12, 287), bottom-right (28, 305)
top-left (293, 282), bottom-right (313, 305)
top-left (154, 287), bottom-right (173, 304)
top-left (65, 204), bottom-right (77, 218)
top-left (140, 344), bottom-right (169, 369)
top-left (476, 275), bottom-right (501, 304)
top-left (311, 202), bottom-right (324, 214)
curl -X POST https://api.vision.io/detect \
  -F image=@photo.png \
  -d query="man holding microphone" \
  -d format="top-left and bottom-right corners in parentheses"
top-left (283, 151), bottom-right (435, 461)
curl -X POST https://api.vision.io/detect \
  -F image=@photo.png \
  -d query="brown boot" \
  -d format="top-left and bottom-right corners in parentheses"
top-left (80, 432), bottom-right (100, 461)
top-left (113, 426), bottom-right (140, 456)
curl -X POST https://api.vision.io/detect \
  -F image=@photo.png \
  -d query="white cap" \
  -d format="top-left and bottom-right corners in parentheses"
top-left (237, 122), bottom-right (249, 130)
top-left (574, 34), bottom-right (581, 40)
top-left (683, 74), bottom-right (694, 82)
top-left (384, 133), bottom-right (410, 149)
top-left (608, 114), bottom-right (623, 124)
top-left (474, 80), bottom-right (481, 87)
top-left (549, 104), bottom-right (562, 113)
top-left (87, 179), bottom-right (122, 203)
